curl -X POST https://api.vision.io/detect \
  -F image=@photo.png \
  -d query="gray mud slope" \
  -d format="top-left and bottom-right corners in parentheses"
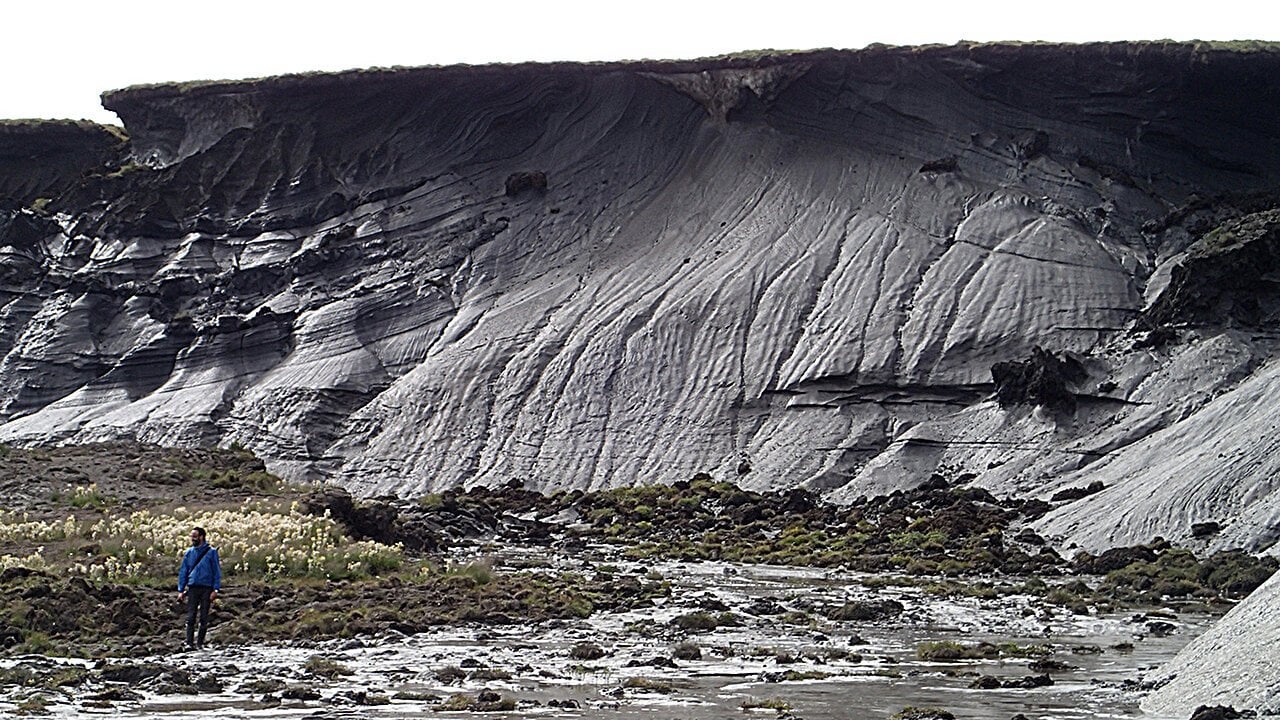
top-left (2, 43), bottom-right (1280, 550)
top-left (1143, 569), bottom-right (1280, 715)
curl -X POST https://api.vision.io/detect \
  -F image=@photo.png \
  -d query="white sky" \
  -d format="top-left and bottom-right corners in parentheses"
top-left (3, 0), bottom-right (1276, 125)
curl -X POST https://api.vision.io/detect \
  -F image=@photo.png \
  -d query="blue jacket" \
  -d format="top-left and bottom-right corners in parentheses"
top-left (178, 543), bottom-right (222, 591)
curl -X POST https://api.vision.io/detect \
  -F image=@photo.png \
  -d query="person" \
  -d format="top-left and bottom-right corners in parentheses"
top-left (177, 526), bottom-right (222, 649)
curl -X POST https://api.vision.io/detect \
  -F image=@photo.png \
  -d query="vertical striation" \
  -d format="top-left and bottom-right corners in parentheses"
top-left (0, 44), bottom-right (1277, 557)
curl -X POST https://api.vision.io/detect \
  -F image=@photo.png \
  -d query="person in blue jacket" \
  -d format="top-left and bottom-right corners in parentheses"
top-left (177, 526), bottom-right (222, 649)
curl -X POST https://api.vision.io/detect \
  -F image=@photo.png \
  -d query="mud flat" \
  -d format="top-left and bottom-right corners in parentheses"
top-left (1, 549), bottom-right (1217, 719)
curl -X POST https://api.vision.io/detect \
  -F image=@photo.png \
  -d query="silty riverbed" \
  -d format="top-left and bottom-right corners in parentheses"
top-left (3, 549), bottom-right (1213, 719)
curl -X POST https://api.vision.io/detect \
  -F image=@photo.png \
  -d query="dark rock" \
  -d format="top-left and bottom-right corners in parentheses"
top-left (504, 171), bottom-right (547, 196)
top-left (1004, 673), bottom-right (1053, 689)
top-left (435, 666), bottom-right (467, 683)
top-left (969, 675), bottom-right (1002, 689)
top-left (282, 686), bottom-right (321, 701)
top-left (0, 622), bottom-right (22, 647)
top-left (301, 487), bottom-right (355, 525)
top-left (569, 642), bottom-right (607, 660)
top-left (194, 673), bottom-right (223, 693)
top-left (1145, 209), bottom-right (1280, 327)
top-left (1133, 324), bottom-right (1178, 350)
top-left (744, 598), bottom-right (787, 615)
top-left (1072, 545), bottom-right (1158, 574)
top-left (88, 687), bottom-right (143, 702)
top-left (1191, 521), bottom-right (1222, 538)
top-left (825, 599), bottom-right (905, 622)
top-left (992, 346), bottom-right (1087, 412)
top-left (1051, 481), bottom-right (1105, 503)
top-left (0, 567), bottom-right (48, 583)
top-left (238, 678), bottom-right (286, 694)
top-left (626, 656), bottom-right (678, 668)
top-left (1014, 528), bottom-right (1046, 545)
top-left (342, 690), bottom-right (390, 705)
top-left (892, 708), bottom-right (956, 720)
top-left (1028, 658), bottom-right (1075, 672)
top-left (919, 157), bottom-right (959, 174)
top-left (1069, 644), bottom-right (1103, 655)
top-left (1146, 621), bottom-right (1177, 637)
top-left (1189, 706), bottom-right (1247, 720)
top-left (97, 662), bottom-right (168, 684)
top-left (1019, 499), bottom-right (1053, 522)
top-left (302, 486), bottom-right (442, 551)
top-left (696, 594), bottom-right (731, 612)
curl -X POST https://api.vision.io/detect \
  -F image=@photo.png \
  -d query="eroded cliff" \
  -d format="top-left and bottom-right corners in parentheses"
top-left (2, 43), bottom-right (1279, 563)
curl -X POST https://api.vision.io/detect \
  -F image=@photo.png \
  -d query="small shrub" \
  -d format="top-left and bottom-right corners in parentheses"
top-left (672, 641), bottom-right (702, 660)
top-left (1198, 550), bottom-right (1278, 597)
top-left (303, 655), bottom-right (352, 679)
top-left (434, 666), bottom-right (467, 684)
top-left (672, 611), bottom-right (719, 632)
top-left (916, 640), bottom-right (999, 661)
top-left (67, 484), bottom-right (110, 509)
top-left (996, 642), bottom-right (1054, 658)
top-left (16, 632), bottom-right (55, 655)
top-left (446, 559), bottom-right (495, 586)
top-left (14, 694), bottom-right (51, 716)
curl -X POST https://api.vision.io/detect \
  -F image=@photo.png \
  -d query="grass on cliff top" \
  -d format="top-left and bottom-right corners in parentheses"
top-left (0, 119), bottom-right (127, 143)
top-left (102, 40), bottom-right (1280, 104)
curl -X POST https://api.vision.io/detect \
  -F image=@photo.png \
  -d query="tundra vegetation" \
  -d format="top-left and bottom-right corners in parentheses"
top-left (0, 442), bottom-right (1274, 664)
top-left (0, 443), bottom-right (668, 658)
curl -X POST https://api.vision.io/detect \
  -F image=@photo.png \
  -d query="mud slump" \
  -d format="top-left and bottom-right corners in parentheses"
top-left (5, 547), bottom-right (1212, 720)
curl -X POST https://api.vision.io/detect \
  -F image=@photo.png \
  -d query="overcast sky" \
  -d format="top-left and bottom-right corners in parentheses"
top-left (3, 1), bottom-right (1274, 124)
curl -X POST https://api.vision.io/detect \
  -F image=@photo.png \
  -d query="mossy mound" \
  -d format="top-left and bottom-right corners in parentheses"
top-left (556, 474), bottom-right (1062, 576)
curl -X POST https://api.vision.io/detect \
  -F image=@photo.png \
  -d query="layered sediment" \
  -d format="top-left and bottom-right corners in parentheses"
top-left (1, 43), bottom-right (1279, 562)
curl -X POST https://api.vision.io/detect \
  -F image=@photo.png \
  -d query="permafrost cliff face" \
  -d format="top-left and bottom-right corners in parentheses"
top-left (2, 43), bottom-right (1280, 560)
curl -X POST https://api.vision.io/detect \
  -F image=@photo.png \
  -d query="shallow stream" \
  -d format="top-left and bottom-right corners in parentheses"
top-left (7, 550), bottom-right (1213, 719)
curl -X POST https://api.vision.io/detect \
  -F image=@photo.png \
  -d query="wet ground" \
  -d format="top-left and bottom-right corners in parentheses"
top-left (2, 548), bottom-right (1212, 719)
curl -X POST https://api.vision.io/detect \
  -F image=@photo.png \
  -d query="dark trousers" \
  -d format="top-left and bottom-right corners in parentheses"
top-left (185, 585), bottom-right (213, 648)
